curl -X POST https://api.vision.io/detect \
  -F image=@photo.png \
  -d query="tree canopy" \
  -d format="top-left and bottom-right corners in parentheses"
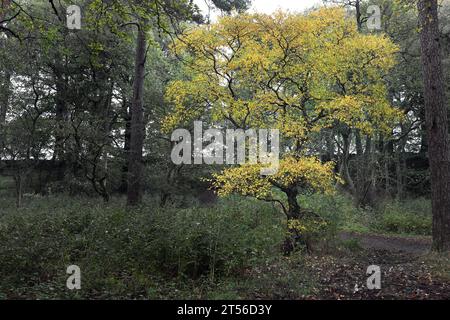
top-left (163, 8), bottom-right (401, 219)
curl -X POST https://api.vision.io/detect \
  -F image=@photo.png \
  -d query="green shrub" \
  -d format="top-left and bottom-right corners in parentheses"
top-left (372, 198), bottom-right (432, 235)
top-left (299, 194), bottom-right (432, 236)
top-left (0, 195), bottom-right (284, 298)
top-left (299, 193), bottom-right (371, 234)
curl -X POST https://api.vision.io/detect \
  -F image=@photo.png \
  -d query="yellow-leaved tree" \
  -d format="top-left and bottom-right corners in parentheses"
top-left (163, 8), bottom-right (400, 232)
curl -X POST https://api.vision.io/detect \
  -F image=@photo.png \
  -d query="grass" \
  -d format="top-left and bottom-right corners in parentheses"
top-left (0, 192), bottom-right (440, 299)
top-left (371, 199), bottom-right (432, 236)
top-left (299, 193), bottom-right (432, 236)
top-left (300, 193), bottom-right (372, 233)
top-left (0, 194), bottom-right (299, 299)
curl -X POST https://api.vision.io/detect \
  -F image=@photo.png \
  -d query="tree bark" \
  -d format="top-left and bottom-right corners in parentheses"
top-left (14, 172), bottom-right (23, 208)
top-left (418, 0), bottom-right (450, 251)
top-left (286, 188), bottom-right (300, 219)
top-left (384, 143), bottom-right (390, 195)
top-left (53, 72), bottom-right (68, 180)
top-left (127, 26), bottom-right (147, 206)
top-left (355, 0), bottom-right (363, 31)
top-left (0, 72), bottom-right (10, 124)
top-left (359, 136), bottom-right (377, 207)
top-left (339, 129), bottom-right (356, 195)
top-left (0, 71), bottom-right (10, 149)
top-left (120, 98), bottom-right (131, 193)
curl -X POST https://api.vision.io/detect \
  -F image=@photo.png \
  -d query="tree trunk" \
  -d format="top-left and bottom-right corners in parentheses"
top-left (419, 108), bottom-right (429, 154)
top-left (127, 26), bottom-right (147, 206)
top-left (0, 71), bottom-right (10, 147)
top-left (355, 0), bottom-right (363, 31)
top-left (383, 138), bottom-right (393, 196)
top-left (325, 129), bottom-right (335, 162)
top-left (339, 130), bottom-right (356, 195)
top-left (359, 136), bottom-right (377, 207)
top-left (97, 69), bottom-right (114, 201)
top-left (14, 173), bottom-right (23, 208)
top-left (0, 71), bottom-right (10, 124)
top-left (418, 0), bottom-right (450, 251)
top-left (53, 72), bottom-right (68, 181)
top-left (384, 148), bottom-right (390, 195)
top-left (120, 99), bottom-right (131, 193)
top-left (286, 188), bottom-right (300, 219)
top-left (282, 187), bottom-right (304, 254)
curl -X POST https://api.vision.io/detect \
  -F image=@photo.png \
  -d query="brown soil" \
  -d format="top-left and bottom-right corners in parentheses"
top-left (340, 231), bottom-right (432, 254)
top-left (301, 232), bottom-right (449, 299)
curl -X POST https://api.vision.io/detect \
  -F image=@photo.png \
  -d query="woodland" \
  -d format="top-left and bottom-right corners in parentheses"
top-left (0, 0), bottom-right (449, 299)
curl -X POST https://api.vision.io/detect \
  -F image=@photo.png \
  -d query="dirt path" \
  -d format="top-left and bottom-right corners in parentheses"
top-left (301, 232), bottom-right (449, 299)
top-left (339, 231), bottom-right (432, 254)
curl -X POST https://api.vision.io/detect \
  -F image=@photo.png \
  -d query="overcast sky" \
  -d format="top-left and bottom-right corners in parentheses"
top-left (194, 0), bottom-right (324, 19)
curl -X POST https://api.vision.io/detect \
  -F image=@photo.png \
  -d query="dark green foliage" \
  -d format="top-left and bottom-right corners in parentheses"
top-left (211, 0), bottom-right (251, 13)
top-left (0, 195), bottom-right (283, 299)
top-left (372, 199), bottom-right (432, 235)
top-left (300, 193), bottom-right (432, 236)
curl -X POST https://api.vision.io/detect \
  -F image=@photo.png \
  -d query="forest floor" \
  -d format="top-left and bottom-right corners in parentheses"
top-left (0, 193), bottom-right (447, 300)
top-left (298, 232), bottom-right (450, 299)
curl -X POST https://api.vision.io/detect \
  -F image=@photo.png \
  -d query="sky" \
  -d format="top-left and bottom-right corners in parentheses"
top-left (239, 0), bottom-right (323, 14)
top-left (194, 0), bottom-right (324, 19)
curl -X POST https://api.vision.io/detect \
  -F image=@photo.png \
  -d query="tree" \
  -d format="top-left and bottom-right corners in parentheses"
top-left (95, 0), bottom-right (252, 206)
top-left (210, 0), bottom-right (251, 12)
top-left (163, 8), bottom-right (400, 240)
top-left (418, 0), bottom-right (450, 251)
top-left (323, 0), bottom-right (395, 206)
top-left (0, 0), bottom-right (13, 133)
top-left (127, 23), bottom-right (147, 206)
top-left (83, 0), bottom-right (203, 205)
top-left (0, 56), bottom-right (53, 207)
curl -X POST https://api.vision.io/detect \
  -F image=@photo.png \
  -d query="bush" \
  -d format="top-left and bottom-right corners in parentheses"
top-left (0, 195), bottom-right (284, 299)
top-left (299, 193), bottom-right (371, 234)
top-left (299, 193), bottom-right (432, 236)
top-left (372, 198), bottom-right (432, 235)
